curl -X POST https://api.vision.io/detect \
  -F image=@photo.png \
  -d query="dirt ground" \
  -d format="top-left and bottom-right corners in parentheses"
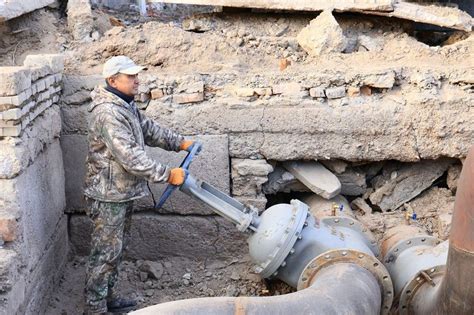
top-left (45, 255), bottom-right (292, 314)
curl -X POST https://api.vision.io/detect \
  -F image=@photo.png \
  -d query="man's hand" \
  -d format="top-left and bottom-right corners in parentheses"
top-left (180, 140), bottom-right (201, 154)
top-left (168, 168), bottom-right (188, 186)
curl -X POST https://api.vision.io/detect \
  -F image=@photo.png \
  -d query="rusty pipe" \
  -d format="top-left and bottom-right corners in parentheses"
top-left (435, 146), bottom-right (474, 314)
top-left (130, 263), bottom-right (381, 315)
top-left (382, 146), bottom-right (474, 314)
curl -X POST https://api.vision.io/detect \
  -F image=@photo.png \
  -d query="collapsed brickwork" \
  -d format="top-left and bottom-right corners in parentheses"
top-left (0, 55), bottom-right (68, 314)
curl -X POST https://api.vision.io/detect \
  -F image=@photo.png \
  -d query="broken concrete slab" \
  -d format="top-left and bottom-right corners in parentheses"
top-left (297, 10), bottom-right (348, 56)
top-left (351, 197), bottom-right (373, 215)
top-left (364, 1), bottom-right (473, 32)
top-left (67, 0), bottom-right (94, 42)
top-left (263, 165), bottom-right (309, 195)
top-left (369, 159), bottom-right (453, 212)
top-left (301, 194), bottom-right (353, 218)
top-left (154, 0), bottom-right (394, 12)
top-left (283, 161), bottom-right (341, 199)
top-left (0, 0), bottom-right (56, 22)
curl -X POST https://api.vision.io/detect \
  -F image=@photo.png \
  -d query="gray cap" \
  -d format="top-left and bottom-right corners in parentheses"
top-left (102, 56), bottom-right (147, 78)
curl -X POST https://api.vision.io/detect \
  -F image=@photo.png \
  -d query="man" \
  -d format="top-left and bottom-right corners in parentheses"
top-left (83, 56), bottom-right (196, 314)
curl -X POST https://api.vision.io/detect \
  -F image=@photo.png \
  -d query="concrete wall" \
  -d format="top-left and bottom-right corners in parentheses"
top-left (60, 65), bottom-right (473, 261)
top-left (0, 55), bottom-right (68, 314)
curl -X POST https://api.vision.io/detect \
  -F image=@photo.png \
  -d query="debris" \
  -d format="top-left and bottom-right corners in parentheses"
top-left (283, 161), bottom-right (341, 199)
top-left (183, 15), bottom-right (215, 32)
top-left (139, 271), bottom-right (148, 282)
top-left (263, 166), bottom-right (308, 195)
top-left (325, 86), bottom-right (346, 99)
top-left (109, 16), bottom-right (125, 27)
top-left (447, 163), bottom-right (462, 193)
top-left (139, 261), bottom-right (164, 280)
top-left (369, 160), bottom-right (453, 212)
top-left (351, 197), bottom-right (373, 215)
top-left (278, 58), bottom-right (290, 71)
top-left (367, 1), bottom-right (473, 32)
top-left (358, 34), bottom-right (384, 52)
top-left (182, 273), bottom-right (192, 280)
top-left (296, 10), bottom-right (348, 56)
top-left (309, 87), bottom-right (325, 98)
top-left (335, 168), bottom-right (367, 196)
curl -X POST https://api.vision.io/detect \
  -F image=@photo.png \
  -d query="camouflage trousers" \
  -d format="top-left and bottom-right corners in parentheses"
top-left (85, 198), bottom-right (134, 311)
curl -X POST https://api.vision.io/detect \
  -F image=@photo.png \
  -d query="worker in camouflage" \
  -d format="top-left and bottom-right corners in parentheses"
top-left (83, 56), bottom-right (197, 314)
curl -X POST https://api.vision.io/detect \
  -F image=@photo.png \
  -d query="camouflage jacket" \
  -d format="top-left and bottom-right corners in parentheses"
top-left (83, 86), bottom-right (184, 202)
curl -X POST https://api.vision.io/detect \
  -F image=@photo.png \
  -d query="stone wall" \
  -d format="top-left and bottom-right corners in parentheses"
top-left (0, 54), bottom-right (68, 314)
top-left (61, 64), bottom-right (473, 261)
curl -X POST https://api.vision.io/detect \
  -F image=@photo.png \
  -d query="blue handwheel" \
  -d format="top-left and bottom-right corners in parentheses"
top-left (155, 142), bottom-right (202, 209)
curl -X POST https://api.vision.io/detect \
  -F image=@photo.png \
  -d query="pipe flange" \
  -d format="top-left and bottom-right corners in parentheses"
top-left (320, 216), bottom-right (380, 258)
top-left (297, 249), bottom-right (393, 314)
top-left (254, 200), bottom-right (309, 278)
top-left (384, 236), bottom-right (441, 265)
top-left (398, 265), bottom-right (446, 315)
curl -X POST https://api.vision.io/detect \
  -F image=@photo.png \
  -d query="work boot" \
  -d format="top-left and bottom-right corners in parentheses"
top-left (84, 299), bottom-right (107, 315)
top-left (106, 297), bottom-right (137, 313)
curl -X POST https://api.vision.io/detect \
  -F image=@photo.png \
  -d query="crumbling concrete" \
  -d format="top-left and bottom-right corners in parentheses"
top-left (369, 159), bottom-right (453, 212)
top-left (283, 161), bottom-right (341, 199)
top-left (67, 0), bottom-right (95, 42)
top-left (296, 10), bottom-right (348, 56)
top-left (0, 0), bottom-right (56, 22)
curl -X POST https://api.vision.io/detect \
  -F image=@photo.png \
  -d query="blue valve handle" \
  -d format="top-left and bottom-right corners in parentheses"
top-left (155, 142), bottom-right (202, 209)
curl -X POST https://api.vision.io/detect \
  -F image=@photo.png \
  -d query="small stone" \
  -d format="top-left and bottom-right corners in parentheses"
top-left (360, 86), bottom-right (372, 96)
top-left (182, 273), bottom-right (192, 280)
top-left (309, 87), bottom-right (325, 98)
top-left (139, 261), bottom-right (164, 280)
top-left (205, 271), bottom-right (212, 277)
top-left (183, 279), bottom-right (190, 286)
top-left (145, 289), bottom-right (154, 297)
top-left (225, 284), bottom-right (240, 297)
top-left (347, 86), bottom-right (360, 97)
top-left (164, 261), bottom-right (172, 269)
top-left (325, 86), bottom-right (346, 99)
top-left (139, 271), bottom-right (148, 282)
top-left (296, 10), bottom-right (347, 56)
top-left (279, 58), bottom-right (290, 71)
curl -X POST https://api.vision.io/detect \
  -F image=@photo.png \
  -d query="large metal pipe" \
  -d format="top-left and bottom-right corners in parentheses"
top-left (131, 263), bottom-right (381, 315)
top-left (382, 146), bottom-right (474, 314)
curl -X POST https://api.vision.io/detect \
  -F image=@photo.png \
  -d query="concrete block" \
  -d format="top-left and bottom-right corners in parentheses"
top-left (24, 54), bottom-right (64, 74)
top-left (0, 67), bottom-right (31, 97)
top-left (45, 75), bottom-right (55, 87)
top-left (231, 159), bottom-right (273, 177)
top-left (325, 86), bottom-right (346, 99)
top-left (173, 92), bottom-right (204, 104)
top-left (68, 213), bottom-right (248, 260)
top-left (297, 10), bottom-right (348, 56)
top-left (141, 135), bottom-right (230, 215)
top-left (60, 134), bottom-right (88, 212)
top-left (309, 87), bottom-right (325, 98)
top-left (0, 125), bottom-right (22, 137)
top-left (272, 82), bottom-right (302, 95)
top-left (283, 161), bottom-right (341, 199)
top-left (61, 134), bottom-right (230, 215)
top-left (0, 0), bottom-right (56, 21)
top-left (150, 88), bottom-right (164, 99)
top-left (14, 141), bottom-right (66, 270)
